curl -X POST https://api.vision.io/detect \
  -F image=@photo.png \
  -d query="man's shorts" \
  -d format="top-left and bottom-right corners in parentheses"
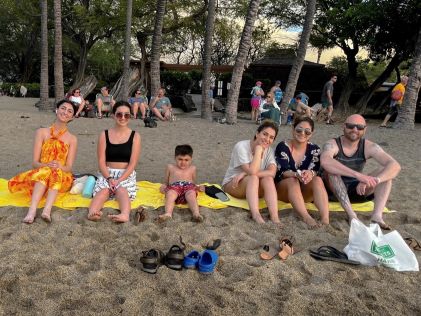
top-left (327, 178), bottom-right (374, 203)
top-left (388, 105), bottom-right (399, 116)
top-left (321, 100), bottom-right (331, 109)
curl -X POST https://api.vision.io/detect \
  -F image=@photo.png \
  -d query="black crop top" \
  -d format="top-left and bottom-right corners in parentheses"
top-left (105, 130), bottom-right (135, 163)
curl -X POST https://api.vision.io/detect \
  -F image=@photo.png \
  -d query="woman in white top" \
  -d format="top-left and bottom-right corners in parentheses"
top-left (222, 120), bottom-right (280, 224)
top-left (70, 88), bottom-right (86, 118)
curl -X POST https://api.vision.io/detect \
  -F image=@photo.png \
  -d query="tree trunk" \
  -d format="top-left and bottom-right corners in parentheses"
top-left (336, 48), bottom-right (358, 114)
top-left (135, 32), bottom-right (149, 95)
top-left (78, 75), bottom-right (98, 98)
top-left (121, 0), bottom-right (133, 101)
top-left (201, 0), bottom-right (216, 121)
top-left (38, 0), bottom-right (51, 111)
top-left (53, 0), bottom-right (64, 101)
top-left (225, 0), bottom-right (262, 124)
top-left (393, 27), bottom-right (421, 130)
top-left (150, 0), bottom-right (167, 97)
top-left (111, 67), bottom-right (143, 101)
top-left (279, 0), bottom-right (317, 122)
top-left (74, 43), bottom-right (89, 88)
top-left (356, 54), bottom-right (402, 114)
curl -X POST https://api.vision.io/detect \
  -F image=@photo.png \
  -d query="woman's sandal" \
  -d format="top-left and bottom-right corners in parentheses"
top-left (278, 236), bottom-right (294, 261)
top-left (164, 236), bottom-right (186, 270)
top-left (260, 245), bottom-right (278, 260)
top-left (134, 206), bottom-right (146, 224)
top-left (140, 249), bottom-right (165, 274)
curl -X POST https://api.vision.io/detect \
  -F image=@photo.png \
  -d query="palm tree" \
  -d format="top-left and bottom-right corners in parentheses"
top-left (279, 0), bottom-right (317, 120)
top-left (201, 0), bottom-right (216, 121)
top-left (38, 0), bottom-right (50, 111)
top-left (53, 0), bottom-right (64, 101)
top-left (150, 0), bottom-right (167, 97)
top-left (225, 0), bottom-right (262, 124)
top-left (121, 0), bottom-right (133, 100)
top-left (393, 26), bottom-right (421, 130)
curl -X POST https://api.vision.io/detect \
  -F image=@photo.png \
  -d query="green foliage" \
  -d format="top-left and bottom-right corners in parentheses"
top-left (161, 71), bottom-right (192, 95)
top-left (87, 42), bottom-right (123, 83)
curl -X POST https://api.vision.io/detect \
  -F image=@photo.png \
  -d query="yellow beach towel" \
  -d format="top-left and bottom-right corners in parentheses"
top-left (0, 178), bottom-right (384, 212)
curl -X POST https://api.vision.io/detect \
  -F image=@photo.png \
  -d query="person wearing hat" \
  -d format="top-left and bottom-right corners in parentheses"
top-left (95, 86), bottom-right (115, 119)
top-left (250, 81), bottom-right (264, 122)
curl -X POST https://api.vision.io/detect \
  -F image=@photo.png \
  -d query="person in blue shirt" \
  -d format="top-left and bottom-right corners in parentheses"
top-left (149, 88), bottom-right (172, 121)
top-left (128, 89), bottom-right (148, 120)
top-left (270, 80), bottom-right (283, 106)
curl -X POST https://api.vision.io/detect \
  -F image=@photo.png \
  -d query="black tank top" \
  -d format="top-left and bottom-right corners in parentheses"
top-left (334, 136), bottom-right (366, 184)
top-left (105, 130), bottom-right (135, 163)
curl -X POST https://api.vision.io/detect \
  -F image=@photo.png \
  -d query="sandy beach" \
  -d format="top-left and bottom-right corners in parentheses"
top-left (0, 96), bottom-right (420, 315)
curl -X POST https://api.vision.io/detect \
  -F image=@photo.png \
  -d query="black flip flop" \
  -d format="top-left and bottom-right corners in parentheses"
top-left (206, 239), bottom-right (222, 250)
top-left (204, 185), bottom-right (230, 202)
top-left (309, 246), bottom-right (360, 265)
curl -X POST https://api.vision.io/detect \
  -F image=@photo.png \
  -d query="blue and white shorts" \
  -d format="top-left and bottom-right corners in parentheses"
top-left (93, 168), bottom-right (137, 200)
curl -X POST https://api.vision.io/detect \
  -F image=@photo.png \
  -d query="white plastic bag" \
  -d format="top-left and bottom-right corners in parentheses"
top-left (344, 219), bottom-right (419, 272)
top-left (70, 175), bottom-right (88, 194)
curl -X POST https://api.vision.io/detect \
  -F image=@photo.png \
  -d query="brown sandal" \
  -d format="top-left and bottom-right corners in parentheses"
top-left (278, 236), bottom-right (294, 261)
top-left (405, 237), bottom-right (421, 251)
top-left (134, 207), bottom-right (146, 224)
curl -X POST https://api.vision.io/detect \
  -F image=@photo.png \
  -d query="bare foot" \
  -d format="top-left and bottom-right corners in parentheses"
top-left (23, 212), bottom-right (36, 224)
top-left (192, 214), bottom-right (204, 223)
top-left (321, 218), bottom-right (330, 226)
top-left (158, 213), bottom-right (172, 223)
top-left (108, 213), bottom-right (129, 223)
top-left (250, 212), bottom-right (265, 224)
top-left (303, 216), bottom-right (321, 229)
top-left (41, 212), bottom-right (51, 223)
top-left (88, 209), bottom-right (103, 221)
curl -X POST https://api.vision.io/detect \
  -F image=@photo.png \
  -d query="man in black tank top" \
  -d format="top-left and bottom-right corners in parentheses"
top-left (320, 114), bottom-right (401, 230)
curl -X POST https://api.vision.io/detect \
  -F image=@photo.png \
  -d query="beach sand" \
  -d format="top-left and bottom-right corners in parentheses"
top-left (0, 96), bottom-right (420, 315)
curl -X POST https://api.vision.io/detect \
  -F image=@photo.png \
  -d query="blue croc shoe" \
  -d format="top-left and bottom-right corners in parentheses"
top-left (183, 250), bottom-right (201, 269)
top-left (198, 249), bottom-right (218, 274)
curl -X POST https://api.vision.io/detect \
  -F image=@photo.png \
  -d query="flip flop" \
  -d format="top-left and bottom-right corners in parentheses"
top-left (309, 246), bottom-right (360, 265)
top-left (370, 220), bottom-right (392, 231)
top-left (206, 239), bottom-right (222, 250)
top-left (404, 237), bottom-right (421, 251)
top-left (204, 185), bottom-right (230, 202)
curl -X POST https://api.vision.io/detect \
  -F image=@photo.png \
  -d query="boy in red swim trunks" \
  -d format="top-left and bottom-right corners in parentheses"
top-left (158, 144), bottom-right (205, 222)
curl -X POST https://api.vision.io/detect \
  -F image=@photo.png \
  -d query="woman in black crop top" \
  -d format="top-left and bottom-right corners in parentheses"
top-left (88, 101), bottom-right (141, 223)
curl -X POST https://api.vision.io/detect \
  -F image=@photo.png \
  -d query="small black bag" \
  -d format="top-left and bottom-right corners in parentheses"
top-left (144, 117), bottom-right (157, 128)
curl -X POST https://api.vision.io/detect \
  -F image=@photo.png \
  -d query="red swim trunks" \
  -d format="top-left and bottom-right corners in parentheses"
top-left (165, 181), bottom-right (198, 204)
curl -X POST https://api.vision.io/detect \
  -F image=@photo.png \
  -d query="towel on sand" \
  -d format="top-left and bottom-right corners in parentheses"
top-left (0, 179), bottom-right (385, 212)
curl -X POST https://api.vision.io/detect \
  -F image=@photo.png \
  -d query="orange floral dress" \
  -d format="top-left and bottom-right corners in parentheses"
top-left (8, 126), bottom-right (73, 196)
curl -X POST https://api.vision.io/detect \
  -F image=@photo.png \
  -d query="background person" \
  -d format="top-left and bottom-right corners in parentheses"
top-left (222, 120), bottom-right (280, 224)
top-left (128, 89), bottom-right (148, 120)
top-left (321, 74), bottom-right (337, 125)
top-left (270, 80), bottom-right (283, 106)
top-left (69, 88), bottom-right (86, 118)
top-left (95, 86), bottom-right (115, 119)
top-left (275, 117), bottom-right (329, 228)
top-left (259, 93), bottom-right (281, 125)
top-left (250, 81), bottom-right (264, 122)
top-left (87, 101), bottom-right (141, 223)
top-left (149, 88), bottom-right (172, 121)
top-left (380, 75), bottom-right (409, 127)
top-left (8, 100), bottom-right (78, 224)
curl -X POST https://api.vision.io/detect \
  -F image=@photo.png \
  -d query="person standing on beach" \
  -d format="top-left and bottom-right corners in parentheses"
top-left (158, 144), bottom-right (204, 223)
top-left (270, 80), bottom-right (283, 106)
top-left (321, 74), bottom-right (337, 125)
top-left (380, 75), bottom-right (408, 127)
top-left (87, 101), bottom-right (141, 223)
top-left (320, 114), bottom-right (401, 229)
top-left (8, 100), bottom-right (78, 224)
top-left (250, 81), bottom-right (264, 122)
top-left (222, 120), bottom-right (280, 224)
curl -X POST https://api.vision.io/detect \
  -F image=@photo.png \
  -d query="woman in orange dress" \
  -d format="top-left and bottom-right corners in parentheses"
top-left (8, 100), bottom-right (78, 224)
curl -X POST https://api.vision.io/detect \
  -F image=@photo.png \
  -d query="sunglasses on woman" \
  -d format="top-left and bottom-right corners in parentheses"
top-left (115, 112), bottom-right (131, 119)
top-left (345, 123), bottom-right (365, 130)
top-left (295, 127), bottom-right (312, 136)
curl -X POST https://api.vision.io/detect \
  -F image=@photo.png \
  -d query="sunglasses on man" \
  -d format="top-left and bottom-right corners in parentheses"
top-left (345, 123), bottom-right (365, 130)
